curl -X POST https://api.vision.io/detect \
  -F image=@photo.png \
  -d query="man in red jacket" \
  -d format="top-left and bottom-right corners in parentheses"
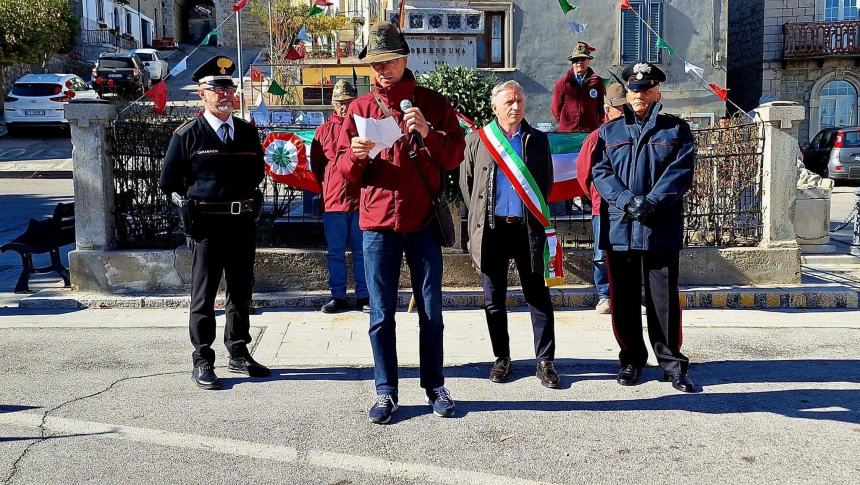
top-left (576, 83), bottom-right (626, 314)
top-left (334, 22), bottom-right (466, 424)
top-left (311, 80), bottom-right (368, 314)
top-left (551, 41), bottom-right (605, 133)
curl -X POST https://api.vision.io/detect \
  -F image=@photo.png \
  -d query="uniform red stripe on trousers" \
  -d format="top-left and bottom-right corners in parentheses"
top-left (605, 250), bottom-right (626, 350)
top-left (676, 281), bottom-right (683, 351)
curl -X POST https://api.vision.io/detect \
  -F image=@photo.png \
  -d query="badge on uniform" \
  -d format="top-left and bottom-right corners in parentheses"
top-left (589, 88), bottom-right (598, 98)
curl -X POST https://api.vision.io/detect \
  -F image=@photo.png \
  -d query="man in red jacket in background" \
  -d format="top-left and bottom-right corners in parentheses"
top-left (576, 83), bottom-right (626, 314)
top-left (335, 22), bottom-right (466, 424)
top-left (311, 80), bottom-right (369, 314)
top-left (551, 41), bottom-right (605, 133)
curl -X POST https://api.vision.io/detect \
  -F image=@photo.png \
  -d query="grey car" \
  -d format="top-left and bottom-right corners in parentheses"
top-left (803, 126), bottom-right (860, 180)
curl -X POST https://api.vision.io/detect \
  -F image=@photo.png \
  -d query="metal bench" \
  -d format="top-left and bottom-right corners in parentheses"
top-left (1, 202), bottom-right (75, 293)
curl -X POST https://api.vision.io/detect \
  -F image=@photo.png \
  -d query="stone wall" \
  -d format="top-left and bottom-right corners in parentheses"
top-left (215, 0), bottom-right (269, 48)
top-left (762, 0), bottom-right (817, 63)
top-left (727, 0), bottom-right (764, 112)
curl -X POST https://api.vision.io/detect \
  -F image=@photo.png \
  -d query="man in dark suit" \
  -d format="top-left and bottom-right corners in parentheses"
top-left (592, 62), bottom-right (697, 393)
top-left (160, 56), bottom-right (270, 390)
top-left (459, 80), bottom-right (559, 389)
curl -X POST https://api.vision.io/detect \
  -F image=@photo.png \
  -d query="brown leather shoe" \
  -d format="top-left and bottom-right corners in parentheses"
top-left (536, 360), bottom-right (560, 389)
top-left (489, 357), bottom-right (511, 383)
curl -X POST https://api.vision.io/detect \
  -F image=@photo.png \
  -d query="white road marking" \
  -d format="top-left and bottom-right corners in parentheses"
top-left (0, 412), bottom-right (554, 484)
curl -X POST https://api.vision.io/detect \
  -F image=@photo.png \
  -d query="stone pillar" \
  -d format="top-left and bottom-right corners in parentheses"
top-left (66, 100), bottom-right (117, 251)
top-left (756, 101), bottom-right (805, 249)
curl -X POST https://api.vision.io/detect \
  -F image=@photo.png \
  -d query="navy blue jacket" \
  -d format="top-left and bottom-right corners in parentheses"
top-left (592, 102), bottom-right (695, 251)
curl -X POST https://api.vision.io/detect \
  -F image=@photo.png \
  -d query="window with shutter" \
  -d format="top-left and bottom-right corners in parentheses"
top-left (620, 1), bottom-right (664, 64)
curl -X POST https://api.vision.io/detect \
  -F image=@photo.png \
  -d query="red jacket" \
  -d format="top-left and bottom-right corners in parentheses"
top-left (311, 114), bottom-right (359, 212)
top-left (335, 70), bottom-right (466, 232)
top-left (551, 67), bottom-right (605, 133)
top-left (576, 128), bottom-right (602, 216)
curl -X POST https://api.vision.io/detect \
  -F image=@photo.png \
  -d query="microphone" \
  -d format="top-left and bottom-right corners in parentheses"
top-left (399, 99), bottom-right (426, 151)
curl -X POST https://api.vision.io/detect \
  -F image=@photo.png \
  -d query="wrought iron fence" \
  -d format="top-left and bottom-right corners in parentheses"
top-left (109, 110), bottom-right (764, 250)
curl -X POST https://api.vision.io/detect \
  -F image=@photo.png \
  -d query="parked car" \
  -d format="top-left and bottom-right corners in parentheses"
top-left (132, 48), bottom-right (169, 82)
top-left (803, 126), bottom-right (860, 180)
top-left (3, 73), bottom-right (97, 136)
top-left (91, 53), bottom-right (151, 98)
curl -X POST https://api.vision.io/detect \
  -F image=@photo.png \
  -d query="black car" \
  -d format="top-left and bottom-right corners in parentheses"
top-left (91, 53), bottom-right (151, 98)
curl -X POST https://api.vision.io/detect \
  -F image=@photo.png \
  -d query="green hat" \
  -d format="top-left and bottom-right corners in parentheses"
top-left (358, 21), bottom-right (410, 63)
top-left (604, 83), bottom-right (627, 107)
top-left (332, 80), bottom-right (357, 101)
top-left (567, 41), bottom-right (596, 61)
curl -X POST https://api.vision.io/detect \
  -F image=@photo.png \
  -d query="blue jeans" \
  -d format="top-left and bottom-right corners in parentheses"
top-left (592, 216), bottom-right (610, 299)
top-left (323, 211), bottom-right (368, 300)
top-left (363, 225), bottom-right (444, 395)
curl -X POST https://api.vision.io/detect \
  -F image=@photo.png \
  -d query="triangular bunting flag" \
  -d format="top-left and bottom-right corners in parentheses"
top-left (250, 66), bottom-right (263, 82)
top-left (308, 5), bottom-right (324, 16)
top-left (709, 83), bottom-right (728, 101)
top-left (352, 66), bottom-right (358, 87)
top-left (314, 0), bottom-right (331, 6)
top-left (620, 0), bottom-right (633, 10)
top-left (655, 38), bottom-right (676, 56)
top-left (200, 29), bottom-right (218, 46)
top-left (144, 81), bottom-right (167, 115)
top-left (253, 99), bottom-right (270, 125)
top-left (232, 0), bottom-right (247, 13)
top-left (684, 61), bottom-right (705, 79)
top-left (568, 20), bottom-right (587, 35)
top-left (286, 46), bottom-right (305, 60)
top-left (168, 56), bottom-right (187, 77)
top-left (268, 79), bottom-right (286, 96)
top-left (557, 0), bottom-right (578, 14)
top-left (296, 26), bottom-right (310, 43)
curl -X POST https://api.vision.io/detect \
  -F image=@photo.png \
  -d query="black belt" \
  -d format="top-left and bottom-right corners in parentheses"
top-left (194, 199), bottom-right (256, 215)
top-left (495, 215), bottom-right (523, 224)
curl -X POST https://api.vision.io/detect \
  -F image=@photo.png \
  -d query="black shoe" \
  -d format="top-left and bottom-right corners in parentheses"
top-left (192, 364), bottom-right (221, 390)
top-left (489, 357), bottom-right (511, 383)
top-left (616, 365), bottom-right (642, 386)
top-left (536, 360), bottom-right (560, 389)
top-left (228, 356), bottom-right (271, 377)
top-left (321, 298), bottom-right (350, 313)
top-left (355, 297), bottom-right (370, 313)
top-left (664, 372), bottom-right (696, 393)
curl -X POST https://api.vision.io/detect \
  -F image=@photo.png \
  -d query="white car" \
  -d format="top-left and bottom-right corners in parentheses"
top-left (132, 48), bottom-right (169, 81)
top-left (3, 73), bottom-right (97, 136)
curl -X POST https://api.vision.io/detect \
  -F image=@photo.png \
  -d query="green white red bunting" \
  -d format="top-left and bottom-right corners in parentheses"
top-left (477, 122), bottom-right (565, 287)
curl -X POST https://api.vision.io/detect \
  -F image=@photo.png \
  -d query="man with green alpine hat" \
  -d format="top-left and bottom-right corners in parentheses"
top-left (334, 21), bottom-right (466, 424)
top-left (551, 41), bottom-right (606, 132)
top-left (311, 79), bottom-right (369, 314)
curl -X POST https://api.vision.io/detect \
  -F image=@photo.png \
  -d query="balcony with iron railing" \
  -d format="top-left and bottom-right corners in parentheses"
top-left (783, 20), bottom-right (860, 60)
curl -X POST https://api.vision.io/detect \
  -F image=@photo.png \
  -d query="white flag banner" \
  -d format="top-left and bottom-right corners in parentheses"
top-left (169, 57), bottom-right (188, 77)
top-left (253, 99), bottom-right (270, 125)
top-left (684, 61), bottom-right (704, 79)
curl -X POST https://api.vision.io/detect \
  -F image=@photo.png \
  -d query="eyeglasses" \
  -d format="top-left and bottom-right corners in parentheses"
top-left (204, 86), bottom-right (236, 95)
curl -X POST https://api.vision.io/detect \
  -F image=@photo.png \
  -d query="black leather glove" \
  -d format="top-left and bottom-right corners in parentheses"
top-left (625, 196), bottom-right (655, 222)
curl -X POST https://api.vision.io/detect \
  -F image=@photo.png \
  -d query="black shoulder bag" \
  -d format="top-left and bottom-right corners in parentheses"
top-left (372, 92), bottom-right (456, 247)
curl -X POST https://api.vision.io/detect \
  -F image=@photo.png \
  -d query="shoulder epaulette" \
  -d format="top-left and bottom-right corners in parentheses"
top-left (173, 118), bottom-right (197, 135)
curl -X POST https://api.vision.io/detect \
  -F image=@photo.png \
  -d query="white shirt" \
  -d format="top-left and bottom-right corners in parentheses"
top-left (203, 109), bottom-right (235, 142)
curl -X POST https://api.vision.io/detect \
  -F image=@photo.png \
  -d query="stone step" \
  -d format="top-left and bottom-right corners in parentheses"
top-left (801, 254), bottom-right (860, 265)
top-left (19, 284), bottom-right (859, 310)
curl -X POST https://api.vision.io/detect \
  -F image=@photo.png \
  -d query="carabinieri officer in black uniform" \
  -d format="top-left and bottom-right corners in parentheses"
top-left (160, 55), bottom-right (270, 389)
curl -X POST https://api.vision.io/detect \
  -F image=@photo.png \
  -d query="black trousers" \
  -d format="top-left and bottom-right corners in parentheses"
top-left (189, 215), bottom-right (256, 367)
top-left (606, 249), bottom-right (688, 374)
top-left (481, 221), bottom-right (555, 361)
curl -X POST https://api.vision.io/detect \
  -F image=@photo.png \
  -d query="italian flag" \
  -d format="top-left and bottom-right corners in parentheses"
top-left (547, 132), bottom-right (588, 202)
top-left (456, 111), bottom-right (477, 134)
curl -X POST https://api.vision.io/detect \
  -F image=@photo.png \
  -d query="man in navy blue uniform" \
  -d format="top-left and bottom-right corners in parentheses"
top-left (160, 56), bottom-right (270, 390)
top-left (591, 62), bottom-right (697, 393)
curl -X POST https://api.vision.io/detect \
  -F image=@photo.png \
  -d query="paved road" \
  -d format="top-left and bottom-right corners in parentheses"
top-left (0, 133), bottom-right (71, 162)
top-left (0, 308), bottom-right (857, 484)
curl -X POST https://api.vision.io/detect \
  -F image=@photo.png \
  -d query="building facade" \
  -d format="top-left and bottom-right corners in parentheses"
top-left (378, 0), bottom-right (729, 129)
top-left (729, 0), bottom-right (860, 143)
top-left (78, 0), bottom-right (159, 60)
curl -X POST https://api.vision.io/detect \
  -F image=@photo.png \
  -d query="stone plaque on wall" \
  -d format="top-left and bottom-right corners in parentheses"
top-left (406, 35), bottom-right (476, 77)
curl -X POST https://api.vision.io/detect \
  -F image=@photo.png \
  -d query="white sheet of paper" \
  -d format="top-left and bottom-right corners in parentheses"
top-left (353, 114), bottom-right (403, 159)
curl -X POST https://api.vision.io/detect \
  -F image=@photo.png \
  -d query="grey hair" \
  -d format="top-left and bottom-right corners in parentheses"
top-left (490, 80), bottom-right (524, 105)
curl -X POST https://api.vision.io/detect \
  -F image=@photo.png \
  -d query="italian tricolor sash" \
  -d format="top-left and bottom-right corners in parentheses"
top-left (477, 122), bottom-right (565, 287)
